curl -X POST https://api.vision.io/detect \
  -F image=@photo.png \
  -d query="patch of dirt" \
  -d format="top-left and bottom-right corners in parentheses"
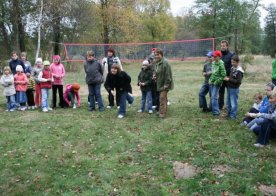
top-left (258, 185), bottom-right (276, 196)
top-left (212, 165), bottom-right (233, 176)
top-left (173, 161), bottom-right (198, 179)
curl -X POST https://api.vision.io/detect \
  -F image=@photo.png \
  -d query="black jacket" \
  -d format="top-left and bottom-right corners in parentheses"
top-left (9, 59), bottom-right (25, 75)
top-left (105, 71), bottom-right (132, 93)
top-left (221, 50), bottom-right (234, 76)
top-left (227, 66), bottom-right (244, 88)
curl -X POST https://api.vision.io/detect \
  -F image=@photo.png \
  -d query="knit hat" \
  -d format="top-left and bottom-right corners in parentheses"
top-left (212, 50), bottom-right (222, 57)
top-left (142, 60), bottom-right (149, 65)
top-left (43, 60), bottom-right (50, 66)
top-left (35, 58), bottom-right (43, 64)
top-left (16, 65), bottom-right (23, 72)
top-left (72, 83), bottom-right (80, 92)
top-left (206, 51), bottom-right (213, 57)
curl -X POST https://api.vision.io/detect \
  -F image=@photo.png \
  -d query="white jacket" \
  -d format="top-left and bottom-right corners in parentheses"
top-left (102, 56), bottom-right (123, 82)
top-left (0, 74), bottom-right (16, 96)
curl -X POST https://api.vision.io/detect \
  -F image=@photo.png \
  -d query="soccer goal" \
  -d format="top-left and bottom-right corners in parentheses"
top-left (63, 38), bottom-right (215, 62)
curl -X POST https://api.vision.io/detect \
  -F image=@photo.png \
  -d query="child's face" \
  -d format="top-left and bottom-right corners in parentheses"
top-left (231, 59), bottom-right (238, 67)
top-left (36, 63), bottom-right (42, 68)
top-left (269, 96), bottom-right (276, 104)
top-left (44, 65), bottom-right (50, 70)
top-left (214, 56), bottom-right (220, 62)
top-left (11, 53), bottom-right (18, 60)
top-left (254, 97), bottom-right (262, 104)
top-left (87, 55), bottom-right (94, 61)
top-left (4, 69), bottom-right (10, 75)
top-left (111, 67), bottom-right (118, 75)
top-left (21, 55), bottom-right (26, 61)
top-left (206, 56), bottom-right (212, 62)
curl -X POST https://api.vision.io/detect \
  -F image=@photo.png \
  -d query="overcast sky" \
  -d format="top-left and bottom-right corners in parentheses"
top-left (169, 0), bottom-right (276, 27)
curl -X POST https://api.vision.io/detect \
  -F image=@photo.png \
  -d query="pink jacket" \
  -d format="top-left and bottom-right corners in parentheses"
top-left (63, 84), bottom-right (80, 106)
top-left (50, 55), bottom-right (65, 85)
top-left (14, 73), bottom-right (28, 92)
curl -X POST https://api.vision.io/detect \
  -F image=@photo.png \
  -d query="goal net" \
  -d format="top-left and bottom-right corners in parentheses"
top-left (63, 38), bottom-right (215, 62)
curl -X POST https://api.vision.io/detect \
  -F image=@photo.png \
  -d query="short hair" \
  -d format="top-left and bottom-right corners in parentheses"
top-left (21, 52), bottom-right (27, 57)
top-left (155, 49), bottom-right (163, 57)
top-left (266, 82), bottom-right (275, 90)
top-left (3, 66), bottom-right (11, 72)
top-left (231, 55), bottom-right (240, 62)
top-left (87, 50), bottom-right (94, 57)
top-left (107, 48), bottom-right (115, 55)
top-left (221, 40), bottom-right (229, 47)
top-left (254, 92), bottom-right (262, 100)
top-left (11, 51), bottom-right (18, 56)
top-left (111, 63), bottom-right (121, 73)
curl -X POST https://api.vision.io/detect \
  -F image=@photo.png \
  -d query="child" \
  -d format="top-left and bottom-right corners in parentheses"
top-left (224, 55), bottom-right (244, 119)
top-left (105, 63), bottom-right (134, 118)
top-left (14, 65), bottom-right (28, 111)
top-left (9, 51), bottom-right (25, 75)
top-left (240, 92), bottom-right (262, 126)
top-left (0, 66), bottom-right (17, 111)
top-left (38, 60), bottom-right (53, 112)
top-left (63, 83), bottom-right (81, 109)
top-left (199, 51), bottom-right (212, 112)
top-left (209, 50), bottom-right (226, 116)
top-left (137, 60), bottom-right (153, 114)
top-left (50, 55), bottom-right (66, 108)
top-left (84, 50), bottom-right (104, 112)
top-left (26, 73), bottom-right (35, 109)
top-left (32, 58), bottom-right (43, 108)
top-left (21, 52), bottom-right (32, 74)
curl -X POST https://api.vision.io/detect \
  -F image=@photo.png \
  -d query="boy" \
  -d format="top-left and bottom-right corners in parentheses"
top-left (224, 55), bottom-right (244, 119)
top-left (209, 50), bottom-right (226, 116)
top-left (199, 51), bottom-right (212, 112)
top-left (9, 51), bottom-right (25, 75)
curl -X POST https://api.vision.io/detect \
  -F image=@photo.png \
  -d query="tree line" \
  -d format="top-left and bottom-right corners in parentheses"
top-left (0, 0), bottom-right (275, 63)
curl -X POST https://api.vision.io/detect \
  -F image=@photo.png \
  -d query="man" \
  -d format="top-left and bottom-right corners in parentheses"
top-left (153, 49), bottom-right (174, 118)
top-left (219, 40), bottom-right (234, 110)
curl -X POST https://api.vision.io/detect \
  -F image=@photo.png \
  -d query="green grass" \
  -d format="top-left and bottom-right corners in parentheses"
top-left (0, 58), bottom-right (276, 195)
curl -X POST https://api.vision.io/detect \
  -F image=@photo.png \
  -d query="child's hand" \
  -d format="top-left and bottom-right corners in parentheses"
top-left (224, 77), bottom-right (229, 81)
top-left (141, 83), bottom-right (145, 86)
top-left (111, 90), bottom-right (115, 96)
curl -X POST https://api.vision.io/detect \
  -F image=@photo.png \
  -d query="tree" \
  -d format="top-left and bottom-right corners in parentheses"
top-left (264, 4), bottom-right (276, 57)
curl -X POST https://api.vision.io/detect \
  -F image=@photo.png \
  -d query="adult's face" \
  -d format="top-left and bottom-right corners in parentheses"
top-left (265, 86), bottom-right (273, 96)
top-left (155, 53), bottom-right (162, 61)
top-left (107, 52), bottom-right (113, 57)
top-left (111, 67), bottom-right (118, 75)
top-left (221, 42), bottom-right (228, 52)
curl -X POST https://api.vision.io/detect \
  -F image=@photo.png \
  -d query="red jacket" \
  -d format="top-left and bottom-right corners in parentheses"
top-left (40, 69), bottom-right (52, 89)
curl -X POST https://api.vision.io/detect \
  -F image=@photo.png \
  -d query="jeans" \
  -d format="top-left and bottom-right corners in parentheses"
top-left (52, 85), bottom-right (65, 108)
top-left (199, 83), bottom-right (211, 110)
top-left (210, 84), bottom-right (221, 116)
top-left (140, 90), bottom-right (152, 112)
top-left (257, 118), bottom-right (276, 145)
top-left (88, 83), bottom-right (104, 111)
top-left (41, 88), bottom-right (50, 109)
top-left (226, 87), bottom-right (239, 119)
top-left (6, 95), bottom-right (17, 110)
top-left (219, 81), bottom-right (226, 109)
top-left (16, 91), bottom-right (27, 106)
top-left (118, 91), bottom-right (134, 116)
top-left (248, 117), bottom-right (265, 131)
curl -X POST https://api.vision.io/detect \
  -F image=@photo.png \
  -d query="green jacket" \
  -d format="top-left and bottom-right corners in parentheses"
top-left (154, 58), bottom-right (174, 91)
top-left (138, 66), bottom-right (153, 91)
top-left (272, 60), bottom-right (276, 80)
top-left (209, 60), bottom-right (226, 86)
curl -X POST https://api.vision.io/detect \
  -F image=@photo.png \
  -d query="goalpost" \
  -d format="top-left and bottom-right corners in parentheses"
top-left (63, 38), bottom-right (215, 62)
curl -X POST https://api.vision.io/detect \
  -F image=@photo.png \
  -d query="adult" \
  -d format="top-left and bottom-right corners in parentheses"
top-left (219, 40), bottom-right (234, 110)
top-left (9, 51), bottom-right (25, 75)
top-left (102, 48), bottom-right (123, 108)
top-left (153, 49), bottom-right (174, 118)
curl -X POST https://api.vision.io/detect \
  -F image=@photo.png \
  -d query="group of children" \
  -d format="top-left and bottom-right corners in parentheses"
top-left (0, 51), bottom-right (80, 112)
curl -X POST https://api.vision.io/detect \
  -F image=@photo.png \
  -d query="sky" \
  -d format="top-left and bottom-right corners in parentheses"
top-left (169, 0), bottom-right (276, 28)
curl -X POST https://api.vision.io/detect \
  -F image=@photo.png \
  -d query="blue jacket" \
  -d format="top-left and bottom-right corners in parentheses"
top-left (9, 59), bottom-right (26, 75)
top-left (259, 96), bottom-right (271, 113)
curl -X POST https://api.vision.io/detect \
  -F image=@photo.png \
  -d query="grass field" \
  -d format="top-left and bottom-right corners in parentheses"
top-left (0, 56), bottom-right (275, 195)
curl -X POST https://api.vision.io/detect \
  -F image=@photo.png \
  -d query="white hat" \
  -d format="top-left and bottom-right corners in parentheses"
top-left (142, 60), bottom-right (149, 65)
top-left (16, 65), bottom-right (23, 72)
top-left (35, 58), bottom-right (43, 64)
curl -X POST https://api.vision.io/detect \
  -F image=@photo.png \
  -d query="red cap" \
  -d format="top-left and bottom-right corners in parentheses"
top-left (212, 50), bottom-right (222, 57)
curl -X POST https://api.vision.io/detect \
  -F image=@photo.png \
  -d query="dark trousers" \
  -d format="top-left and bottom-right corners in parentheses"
top-left (52, 85), bottom-right (65, 108)
top-left (257, 119), bottom-right (276, 145)
top-left (152, 81), bottom-right (158, 107)
top-left (243, 108), bottom-right (259, 123)
top-left (26, 89), bottom-right (35, 106)
top-left (218, 81), bottom-right (227, 109)
top-left (105, 87), bottom-right (120, 107)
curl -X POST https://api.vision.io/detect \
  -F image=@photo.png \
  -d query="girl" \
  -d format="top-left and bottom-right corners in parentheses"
top-left (50, 55), bottom-right (66, 108)
top-left (32, 58), bottom-right (43, 108)
top-left (38, 60), bottom-right (53, 112)
top-left (26, 73), bottom-right (35, 109)
top-left (0, 66), bottom-right (17, 111)
top-left (105, 63), bottom-right (134, 118)
top-left (137, 60), bottom-right (153, 113)
top-left (21, 52), bottom-right (32, 74)
top-left (14, 65), bottom-right (28, 111)
top-left (63, 83), bottom-right (81, 109)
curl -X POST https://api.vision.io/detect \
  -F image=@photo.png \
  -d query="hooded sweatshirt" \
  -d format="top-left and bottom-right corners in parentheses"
top-left (50, 55), bottom-right (65, 85)
top-left (209, 60), bottom-right (226, 86)
top-left (227, 66), bottom-right (244, 88)
top-left (0, 74), bottom-right (16, 96)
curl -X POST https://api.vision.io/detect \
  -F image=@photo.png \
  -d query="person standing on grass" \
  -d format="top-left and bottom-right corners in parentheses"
top-left (199, 51), bottom-right (213, 112)
top-left (84, 50), bottom-right (104, 112)
top-left (9, 51), bottom-right (25, 75)
top-left (272, 57), bottom-right (276, 86)
top-left (26, 72), bottom-right (35, 110)
top-left (137, 60), bottom-right (153, 114)
top-left (50, 55), bottom-right (66, 108)
top-left (32, 58), bottom-right (43, 108)
top-left (20, 52), bottom-right (32, 74)
top-left (38, 61), bottom-right (53, 112)
top-left (209, 50), bottom-right (226, 116)
top-left (153, 49), bottom-right (174, 118)
top-left (224, 55), bottom-right (244, 119)
top-left (14, 65), bottom-right (28, 111)
top-left (219, 40), bottom-right (234, 110)
top-left (102, 48), bottom-right (123, 109)
top-left (105, 64), bottom-right (134, 118)
top-left (0, 66), bottom-right (17, 111)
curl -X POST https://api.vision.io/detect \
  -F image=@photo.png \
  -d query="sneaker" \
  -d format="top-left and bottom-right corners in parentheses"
top-left (240, 121), bottom-right (247, 126)
top-left (152, 106), bottom-right (157, 109)
top-left (31, 106), bottom-right (35, 110)
top-left (254, 143), bottom-right (265, 148)
top-left (106, 105), bottom-right (112, 109)
top-left (47, 107), bottom-right (53, 111)
top-left (9, 108), bottom-right (16, 112)
top-left (117, 114), bottom-right (124, 119)
top-left (20, 107), bottom-right (26, 111)
top-left (137, 109), bottom-right (143, 113)
top-left (42, 108), bottom-right (48, 112)
top-left (148, 110), bottom-right (153, 114)
top-left (73, 104), bottom-right (76, 109)
top-left (5, 109), bottom-right (9, 112)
